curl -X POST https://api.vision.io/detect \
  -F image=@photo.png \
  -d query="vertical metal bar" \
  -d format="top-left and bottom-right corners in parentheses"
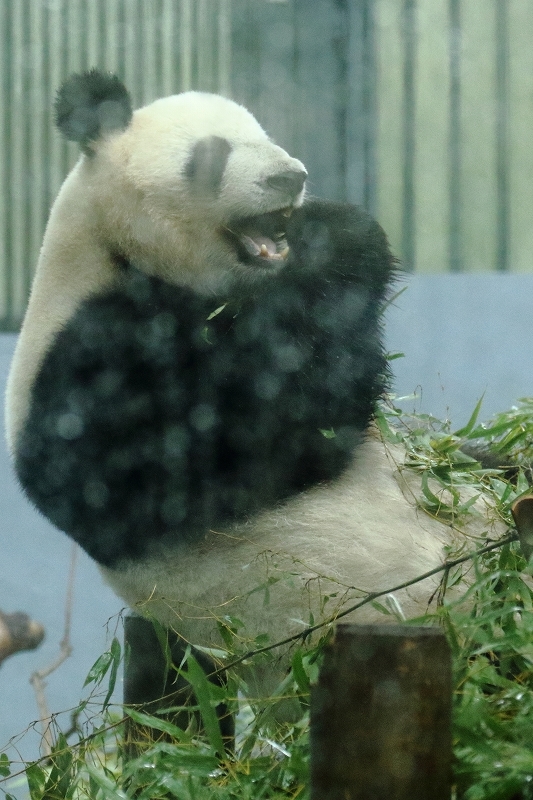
top-left (28, 1), bottom-right (46, 309)
top-left (1, 0), bottom-right (13, 324)
top-left (181, 0), bottom-right (193, 90)
top-left (116, 0), bottom-right (127, 82)
top-left (229, 0), bottom-right (259, 110)
top-left (402, 0), bottom-right (416, 271)
top-left (291, 0), bottom-right (346, 200)
top-left (495, 0), bottom-right (509, 272)
top-left (10, 1), bottom-right (28, 324)
top-left (59, 0), bottom-right (71, 177)
top-left (133, 0), bottom-right (145, 104)
top-left (79, 0), bottom-right (89, 69)
top-left (346, 0), bottom-right (377, 212)
top-left (154, 0), bottom-right (165, 97)
top-left (161, 0), bottom-right (177, 95)
top-left (142, 0), bottom-right (158, 103)
top-left (40, 0), bottom-right (52, 275)
top-left (66, 0), bottom-right (87, 74)
top-left (333, 0), bottom-right (348, 203)
top-left (47, 1), bottom-right (66, 215)
top-left (123, 0), bottom-right (144, 106)
top-left (99, 0), bottom-right (108, 71)
top-left (123, 0), bottom-right (135, 94)
top-left (290, 0), bottom-right (301, 153)
top-left (197, 0), bottom-right (214, 91)
top-left (0, 0), bottom-right (7, 323)
top-left (20, 1), bottom-right (33, 313)
top-left (103, 0), bottom-right (119, 75)
top-left (65, 0), bottom-right (85, 177)
top-left (218, 0), bottom-right (232, 96)
top-left (361, 0), bottom-right (376, 214)
top-left (86, 0), bottom-right (100, 69)
top-left (449, 0), bottom-right (461, 272)
top-left (310, 624), bottom-right (452, 800)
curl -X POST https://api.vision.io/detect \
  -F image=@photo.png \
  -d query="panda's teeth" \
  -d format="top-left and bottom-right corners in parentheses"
top-left (279, 246), bottom-right (290, 259)
top-left (259, 244), bottom-right (269, 257)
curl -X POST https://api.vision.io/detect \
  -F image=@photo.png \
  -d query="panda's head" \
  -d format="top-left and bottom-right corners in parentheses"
top-left (55, 70), bottom-right (307, 293)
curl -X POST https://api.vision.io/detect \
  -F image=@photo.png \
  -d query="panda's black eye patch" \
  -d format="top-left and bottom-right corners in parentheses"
top-left (185, 136), bottom-right (232, 194)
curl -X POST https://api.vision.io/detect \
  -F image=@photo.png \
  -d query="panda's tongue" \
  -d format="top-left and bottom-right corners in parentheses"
top-left (241, 234), bottom-right (280, 260)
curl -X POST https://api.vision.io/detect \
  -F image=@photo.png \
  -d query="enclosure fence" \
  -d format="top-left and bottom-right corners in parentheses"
top-left (1, 0), bottom-right (533, 328)
top-left (376, 0), bottom-right (533, 275)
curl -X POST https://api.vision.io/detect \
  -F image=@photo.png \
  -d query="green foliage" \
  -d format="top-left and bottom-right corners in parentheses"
top-left (83, 637), bottom-right (122, 710)
top-left (469, 397), bottom-right (533, 462)
top-left (445, 545), bottom-right (533, 799)
top-left (380, 397), bottom-right (533, 798)
top-left (5, 398), bottom-right (533, 797)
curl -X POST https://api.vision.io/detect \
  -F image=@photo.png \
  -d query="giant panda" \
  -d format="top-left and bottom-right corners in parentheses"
top-left (5, 71), bottom-right (504, 700)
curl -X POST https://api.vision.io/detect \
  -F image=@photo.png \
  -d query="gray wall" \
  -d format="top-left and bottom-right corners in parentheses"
top-left (386, 274), bottom-right (533, 426)
top-left (0, 333), bottom-right (123, 764)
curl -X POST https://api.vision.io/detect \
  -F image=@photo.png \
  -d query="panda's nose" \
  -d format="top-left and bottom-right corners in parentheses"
top-left (266, 169), bottom-right (307, 198)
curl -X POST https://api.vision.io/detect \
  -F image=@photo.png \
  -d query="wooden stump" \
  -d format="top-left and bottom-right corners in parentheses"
top-left (310, 624), bottom-right (452, 800)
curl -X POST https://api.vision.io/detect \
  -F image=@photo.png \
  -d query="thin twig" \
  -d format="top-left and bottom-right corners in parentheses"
top-left (29, 543), bottom-right (78, 757)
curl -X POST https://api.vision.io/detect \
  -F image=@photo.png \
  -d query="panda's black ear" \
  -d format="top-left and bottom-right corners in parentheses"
top-left (54, 69), bottom-right (133, 153)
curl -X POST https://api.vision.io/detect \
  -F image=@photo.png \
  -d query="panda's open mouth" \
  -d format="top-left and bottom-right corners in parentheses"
top-left (221, 207), bottom-right (292, 268)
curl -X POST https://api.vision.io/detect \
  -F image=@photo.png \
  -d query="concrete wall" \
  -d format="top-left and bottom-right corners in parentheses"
top-left (0, 333), bottom-right (123, 763)
top-left (386, 273), bottom-right (533, 426)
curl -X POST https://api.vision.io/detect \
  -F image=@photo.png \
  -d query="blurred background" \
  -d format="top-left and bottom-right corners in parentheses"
top-left (1, 0), bottom-right (533, 768)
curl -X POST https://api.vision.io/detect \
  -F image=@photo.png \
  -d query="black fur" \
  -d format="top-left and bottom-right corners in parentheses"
top-left (55, 70), bottom-right (132, 153)
top-left (185, 136), bottom-right (232, 193)
top-left (15, 200), bottom-right (395, 568)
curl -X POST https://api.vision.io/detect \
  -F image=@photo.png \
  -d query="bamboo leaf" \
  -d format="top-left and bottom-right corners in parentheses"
top-left (124, 707), bottom-right (190, 740)
top-left (206, 303), bottom-right (227, 320)
top-left (103, 637), bottom-right (121, 708)
top-left (0, 754), bottom-right (10, 778)
top-left (83, 650), bottom-right (113, 687)
top-left (291, 649), bottom-right (310, 694)
top-left (453, 395), bottom-right (484, 438)
top-left (84, 766), bottom-right (128, 800)
top-left (183, 654), bottom-right (225, 757)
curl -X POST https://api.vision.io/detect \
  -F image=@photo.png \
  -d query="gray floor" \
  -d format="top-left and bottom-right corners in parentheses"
top-left (1, 272), bottom-right (533, 766)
